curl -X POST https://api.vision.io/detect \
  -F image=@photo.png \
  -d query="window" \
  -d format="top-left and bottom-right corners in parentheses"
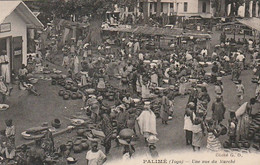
top-left (184, 2), bottom-right (188, 12)
top-left (150, 3), bottom-right (153, 11)
top-left (170, 3), bottom-right (174, 9)
top-left (161, 3), bottom-right (164, 12)
top-left (202, 2), bottom-right (207, 13)
top-left (154, 3), bottom-right (157, 12)
top-left (139, 2), bottom-right (143, 12)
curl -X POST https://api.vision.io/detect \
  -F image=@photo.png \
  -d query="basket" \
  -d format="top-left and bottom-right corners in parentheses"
top-left (67, 157), bottom-right (77, 164)
top-left (217, 77), bottom-right (222, 81)
top-left (0, 104), bottom-right (9, 111)
top-left (21, 131), bottom-right (44, 140)
top-left (29, 78), bottom-right (38, 84)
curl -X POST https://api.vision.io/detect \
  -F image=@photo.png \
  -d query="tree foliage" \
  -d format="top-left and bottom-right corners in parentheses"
top-left (26, 0), bottom-right (137, 24)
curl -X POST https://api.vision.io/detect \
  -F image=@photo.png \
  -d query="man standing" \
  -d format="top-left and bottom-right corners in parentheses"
top-left (0, 51), bottom-right (10, 83)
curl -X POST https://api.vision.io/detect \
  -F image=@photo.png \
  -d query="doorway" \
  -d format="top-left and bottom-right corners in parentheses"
top-left (12, 36), bottom-right (23, 75)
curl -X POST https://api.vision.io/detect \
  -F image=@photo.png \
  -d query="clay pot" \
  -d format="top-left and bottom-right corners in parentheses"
top-left (81, 139), bottom-right (89, 150)
top-left (105, 92), bottom-right (110, 97)
top-left (237, 142), bottom-right (243, 148)
top-left (231, 142), bottom-right (237, 148)
top-left (108, 95), bottom-right (114, 101)
top-left (223, 141), bottom-right (230, 148)
top-left (154, 89), bottom-right (160, 94)
top-left (59, 90), bottom-right (65, 96)
top-left (61, 82), bottom-right (66, 86)
top-left (63, 94), bottom-right (70, 100)
top-left (220, 125), bottom-right (227, 135)
top-left (243, 142), bottom-right (250, 148)
top-left (110, 112), bottom-right (117, 119)
top-left (51, 80), bottom-right (57, 85)
top-left (73, 144), bottom-right (82, 153)
top-left (52, 119), bottom-right (61, 129)
top-left (112, 120), bottom-right (117, 127)
top-left (77, 92), bottom-right (83, 99)
top-left (71, 86), bottom-right (78, 92)
top-left (77, 128), bottom-right (86, 136)
top-left (65, 84), bottom-right (71, 90)
top-left (71, 93), bottom-right (78, 100)
top-left (66, 141), bottom-right (73, 150)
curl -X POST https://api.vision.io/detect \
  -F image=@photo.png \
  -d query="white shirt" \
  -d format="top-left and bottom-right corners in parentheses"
top-left (184, 115), bottom-right (193, 131)
top-left (201, 49), bottom-right (208, 56)
top-left (139, 53), bottom-right (144, 61)
top-left (236, 54), bottom-right (245, 62)
top-left (127, 42), bottom-right (133, 48)
top-left (223, 56), bottom-right (230, 61)
top-left (186, 53), bottom-right (193, 61)
top-left (86, 150), bottom-right (106, 165)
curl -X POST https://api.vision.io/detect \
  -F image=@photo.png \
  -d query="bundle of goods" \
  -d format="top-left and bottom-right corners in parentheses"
top-left (118, 128), bottom-right (136, 145)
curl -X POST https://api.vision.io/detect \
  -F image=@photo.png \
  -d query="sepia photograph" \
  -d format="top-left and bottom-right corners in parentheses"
top-left (0, 0), bottom-right (260, 164)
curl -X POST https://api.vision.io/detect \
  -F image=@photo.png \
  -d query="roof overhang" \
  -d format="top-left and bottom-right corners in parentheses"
top-left (0, 1), bottom-right (43, 29)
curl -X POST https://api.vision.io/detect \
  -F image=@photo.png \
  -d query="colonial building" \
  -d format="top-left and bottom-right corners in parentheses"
top-left (0, 1), bottom-right (43, 82)
top-left (139, 0), bottom-right (213, 18)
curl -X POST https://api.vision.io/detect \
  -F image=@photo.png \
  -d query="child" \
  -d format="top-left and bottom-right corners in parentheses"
top-left (86, 141), bottom-right (106, 165)
top-left (228, 111), bottom-right (237, 143)
top-left (191, 112), bottom-right (205, 152)
top-left (184, 106), bottom-right (193, 145)
top-left (215, 81), bottom-right (223, 101)
top-left (236, 80), bottom-right (244, 106)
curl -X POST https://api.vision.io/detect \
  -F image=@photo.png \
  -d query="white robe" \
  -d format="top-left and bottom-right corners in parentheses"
top-left (73, 56), bottom-right (79, 74)
top-left (137, 110), bottom-right (157, 135)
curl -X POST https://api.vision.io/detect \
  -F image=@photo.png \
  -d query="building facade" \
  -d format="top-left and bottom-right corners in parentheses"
top-left (0, 1), bottom-right (43, 82)
top-left (139, 0), bottom-right (213, 18)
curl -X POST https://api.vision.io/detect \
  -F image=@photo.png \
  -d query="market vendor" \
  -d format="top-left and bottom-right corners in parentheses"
top-left (28, 139), bottom-right (45, 165)
top-left (100, 113), bottom-right (114, 154)
top-left (136, 104), bottom-right (157, 145)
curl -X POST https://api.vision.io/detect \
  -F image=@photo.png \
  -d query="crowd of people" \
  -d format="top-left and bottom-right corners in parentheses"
top-left (1, 24), bottom-right (260, 164)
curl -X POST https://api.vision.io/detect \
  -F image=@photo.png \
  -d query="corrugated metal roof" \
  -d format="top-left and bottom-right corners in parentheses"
top-left (0, 1), bottom-right (43, 28)
top-left (237, 18), bottom-right (260, 32)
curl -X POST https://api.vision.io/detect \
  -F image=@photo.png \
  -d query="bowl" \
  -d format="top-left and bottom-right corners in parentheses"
top-left (67, 157), bottom-right (77, 164)
top-left (29, 78), bottom-right (38, 84)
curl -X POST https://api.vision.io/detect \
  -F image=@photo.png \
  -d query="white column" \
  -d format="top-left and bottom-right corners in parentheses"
top-left (256, 1), bottom-right (259, 17)
top-left (249, 0), bottom-right (253, 17)
top-left (227, 4), bottom-right (231, 16)
top-left (148, 2), bottom-right (150, 17)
